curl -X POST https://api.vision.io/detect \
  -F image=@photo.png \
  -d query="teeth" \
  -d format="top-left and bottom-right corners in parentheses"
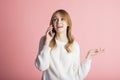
top-left (58, 26), bottom-right (63, 28)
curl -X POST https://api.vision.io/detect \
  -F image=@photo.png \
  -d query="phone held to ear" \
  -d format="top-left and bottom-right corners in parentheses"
top-left (49, 26), bottom-right (55, 37)
top-left (52, 27), bottom-right (56, 33)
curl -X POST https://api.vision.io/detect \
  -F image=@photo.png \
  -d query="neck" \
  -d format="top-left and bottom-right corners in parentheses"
top-left (56, 32), bottom-right (68, 42)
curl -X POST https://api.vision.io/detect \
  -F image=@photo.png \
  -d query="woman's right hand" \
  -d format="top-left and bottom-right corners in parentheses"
top-left (45, 25), bottom-right (55, 46)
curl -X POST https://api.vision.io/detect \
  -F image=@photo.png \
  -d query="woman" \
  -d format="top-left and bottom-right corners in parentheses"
top-left (35, 9), bottom-right (104, 80)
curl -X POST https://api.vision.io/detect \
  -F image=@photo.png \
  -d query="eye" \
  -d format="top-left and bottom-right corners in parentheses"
top-left (53, 18), bottom-right (57, 21)
top-left (53, 18), bottom-right (58, 22)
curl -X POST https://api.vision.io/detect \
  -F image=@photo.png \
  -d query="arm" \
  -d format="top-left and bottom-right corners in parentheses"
top-left (80, 57), bottom-right (92, 79)
top-left (72, 41), bottom-right (92, 80)
top-left (35, 36), bottom-right (51, 71)
top-left (74, 42), bottom-right (104, 79)
top-left (35, 26), bottom-right (55, 71)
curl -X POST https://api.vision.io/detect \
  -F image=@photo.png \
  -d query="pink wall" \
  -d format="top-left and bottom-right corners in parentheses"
top-left (0, 0), bottom-right (120, 80)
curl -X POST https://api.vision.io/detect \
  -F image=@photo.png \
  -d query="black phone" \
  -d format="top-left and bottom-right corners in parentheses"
top-left (49, 26), bottom-right (55, 37)
top-left (52, 27), bottom-right (56, 33)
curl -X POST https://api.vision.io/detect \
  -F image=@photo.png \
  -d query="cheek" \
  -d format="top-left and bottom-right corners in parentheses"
top-left (63, 22), bottom-right (68, 27)
top-left (53, 22), bottom-right (57, 27)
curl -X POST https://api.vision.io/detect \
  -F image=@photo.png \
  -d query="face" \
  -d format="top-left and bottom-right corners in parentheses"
top-left (52, 13), bottom-right (68, 34)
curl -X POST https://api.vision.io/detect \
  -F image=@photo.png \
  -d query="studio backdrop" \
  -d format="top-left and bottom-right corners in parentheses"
top-left (0, 0), bottom-right (120, 80)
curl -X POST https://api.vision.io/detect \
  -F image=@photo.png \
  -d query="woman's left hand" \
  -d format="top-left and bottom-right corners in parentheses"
top-left (86, 48), bottom-right (105, 59)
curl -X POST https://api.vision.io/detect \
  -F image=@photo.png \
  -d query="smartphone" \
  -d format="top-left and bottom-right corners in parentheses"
top-left (49, 25), bottom-right (55, 37)
top-left (52, 27), bottom-right (56, 33)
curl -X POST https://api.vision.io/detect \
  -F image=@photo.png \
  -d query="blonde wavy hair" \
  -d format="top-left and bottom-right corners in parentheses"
top-left (49, 9), bottom-right (74, 53)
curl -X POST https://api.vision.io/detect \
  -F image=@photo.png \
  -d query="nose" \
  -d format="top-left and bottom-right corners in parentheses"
top-left (57, 19), bottom-right (62, 26)
top-left (58, 19), bottom-right (62, 24)
top-left (57, 22), bottom-right (62, 27)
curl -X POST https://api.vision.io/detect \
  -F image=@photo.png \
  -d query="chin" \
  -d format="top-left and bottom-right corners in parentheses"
top-left (56, 27), bottom-right (67, 33)
top-left (56, 30), bottom-right (63, 33)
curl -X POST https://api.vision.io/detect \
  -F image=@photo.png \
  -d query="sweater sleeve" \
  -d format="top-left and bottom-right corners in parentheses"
top-left (73, 41), bottom-right (92, 80)
top-left (35, 36), bottom-right (51, 71)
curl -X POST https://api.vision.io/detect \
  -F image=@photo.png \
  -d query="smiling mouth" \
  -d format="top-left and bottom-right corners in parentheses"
top-left (57, 26), bottom-right (63, 28)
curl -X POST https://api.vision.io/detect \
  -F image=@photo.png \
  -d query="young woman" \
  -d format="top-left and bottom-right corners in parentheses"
top-left (35, 9), bottom-right (104, 80)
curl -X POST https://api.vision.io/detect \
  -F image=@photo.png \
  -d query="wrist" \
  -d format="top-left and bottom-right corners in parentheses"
top-left (45, 41), bottom-right (50, 46)
top-left (45, 39), bottom-right (51, 46)
top-left (86, 53), bottom-right (92, 60)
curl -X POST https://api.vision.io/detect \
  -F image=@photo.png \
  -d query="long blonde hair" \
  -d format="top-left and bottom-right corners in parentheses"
top-left (49, 9), bottom-right (74, 53)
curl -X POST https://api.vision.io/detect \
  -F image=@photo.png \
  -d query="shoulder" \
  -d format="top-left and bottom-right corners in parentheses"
top-left (73, 40), bottom-right (80, 47)
top-left (72, 40), bottom-right (80, 50)
top-left (71, 40), bottom-right (80, 55)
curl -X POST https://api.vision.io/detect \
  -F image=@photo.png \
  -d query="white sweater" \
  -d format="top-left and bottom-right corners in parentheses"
top-left (35, 37), bottom-right (92, 80)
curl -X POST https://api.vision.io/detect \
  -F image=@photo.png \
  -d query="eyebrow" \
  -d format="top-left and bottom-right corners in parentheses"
top-left (53, 16), bottom-right (57, 18)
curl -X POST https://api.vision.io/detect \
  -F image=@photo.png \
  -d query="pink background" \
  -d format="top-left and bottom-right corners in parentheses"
top-left (0, 0), bottom-right (120, 80)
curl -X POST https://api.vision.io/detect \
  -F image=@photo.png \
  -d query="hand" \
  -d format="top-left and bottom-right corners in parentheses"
top-left (45, 25), bottom-right (55, 46)
top-left (86, 48), bottom-right (105, 59)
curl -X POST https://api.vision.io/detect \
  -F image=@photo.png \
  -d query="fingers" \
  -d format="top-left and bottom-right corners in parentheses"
top-left (89, 48), bottom-right (104, 54)
top-left (87, 48), bottom-right (105, 58)
top-left (46, 25), bottom-right (53, 35)
top-left (95, 48), bottom-right (105, 53)
top-left (46, 25), bottom-right (55, 37)
top-left (46, 25), bottom-right (53, 33)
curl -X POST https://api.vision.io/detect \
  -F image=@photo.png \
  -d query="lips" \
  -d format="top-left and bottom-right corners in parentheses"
top-left (57, 26), bottom-right (63, 28)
